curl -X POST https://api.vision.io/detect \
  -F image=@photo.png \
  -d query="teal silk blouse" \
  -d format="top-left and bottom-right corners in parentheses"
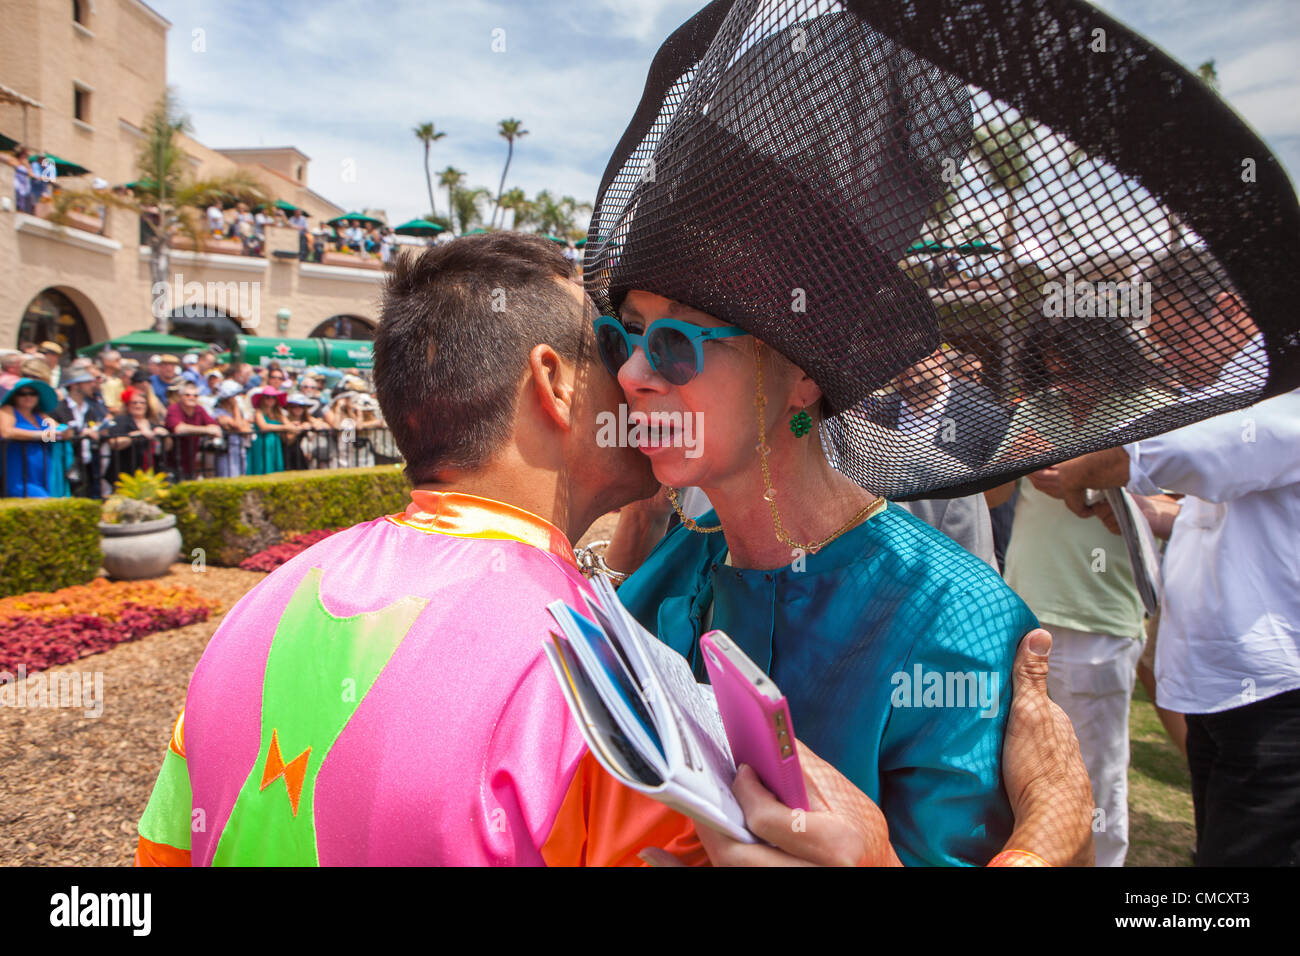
top-left (617, 502), bottom-right (1038, 866)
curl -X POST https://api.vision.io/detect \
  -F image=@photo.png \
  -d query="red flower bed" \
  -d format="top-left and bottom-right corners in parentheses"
top-left (239, 528), bottom-right (344, 573)
top-left (0, 580), bottom-right (218, 675)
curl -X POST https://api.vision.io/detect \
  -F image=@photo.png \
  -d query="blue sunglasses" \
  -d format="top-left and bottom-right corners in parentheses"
top-left (593, 315), bottom-right (749, 385)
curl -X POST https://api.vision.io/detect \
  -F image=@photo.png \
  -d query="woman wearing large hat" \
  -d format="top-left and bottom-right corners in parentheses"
top-left (0, 377), bottom-right (62, 497)
top-left (586, 0), bottom-right (1299, 865)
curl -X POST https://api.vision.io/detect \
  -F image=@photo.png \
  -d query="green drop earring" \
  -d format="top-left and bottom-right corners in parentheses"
top-left (789, 407), bottom-right (812, 437)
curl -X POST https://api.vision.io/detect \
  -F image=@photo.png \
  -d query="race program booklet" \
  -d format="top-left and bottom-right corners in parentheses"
top-left (544, 575), bottom-right (753, 842)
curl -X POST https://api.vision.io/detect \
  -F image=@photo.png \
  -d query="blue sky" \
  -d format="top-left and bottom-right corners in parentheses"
top-left (151, 0), bottom-right (1299, 225)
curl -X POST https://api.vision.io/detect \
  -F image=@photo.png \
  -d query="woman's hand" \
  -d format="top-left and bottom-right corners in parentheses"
top-left (641, 741), bottom-right (901, 868)
top-left (604, 487), bottom-right (676, 578)
top-left (624, 485), bottom-right (676, 521)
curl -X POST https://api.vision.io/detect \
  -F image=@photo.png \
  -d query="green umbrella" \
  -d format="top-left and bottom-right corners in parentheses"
top-left (953, 239), bottom-right (1002, 255)
top-left (907, 238), bottom-right (1002, 255)
top-left (123, 178), bottom-right (159, 191)
top-left (907, 239), bottom-right (948, 254)
top-left (36, 152), bottom-right (90, 176)
top-left (574, 238), bottom-right (588, 248)
top-left (77, 330), bottom-right (212, 358)
top-left (257, 199), bottom-right (303, 215)
top-left (463, 228), bottom-right (489, 236)
top-left (393, 218), bottom-right (445, 236)
top-left (327, 211), bottom-right (383, 226)
top-left (539, 233), bottom-right (567, 244)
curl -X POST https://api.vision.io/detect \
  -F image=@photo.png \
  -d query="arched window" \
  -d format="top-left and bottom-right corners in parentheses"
top-left (18, 289), bottom-right (91, 355)
top-left (309, 315), bottom-right (375, 341)
top-left (169, 308), bottom-right (246, 351)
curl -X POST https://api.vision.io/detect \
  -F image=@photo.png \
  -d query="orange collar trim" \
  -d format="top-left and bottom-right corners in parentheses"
top-left (387, 489), bottom-right (578, 570)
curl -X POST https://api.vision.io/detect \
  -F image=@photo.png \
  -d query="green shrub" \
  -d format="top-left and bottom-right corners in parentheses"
top-left (0, 498), bottom-right (103, 597)
top-left (160, 466), bottom-right (412, 566)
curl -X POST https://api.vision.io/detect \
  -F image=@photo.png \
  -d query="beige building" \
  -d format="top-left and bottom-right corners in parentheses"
top-left (0, 0), bottom-right (389, 358)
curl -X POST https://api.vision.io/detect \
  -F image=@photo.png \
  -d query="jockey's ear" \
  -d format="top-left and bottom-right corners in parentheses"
top-left (528, 343), bottom-right (576, 433)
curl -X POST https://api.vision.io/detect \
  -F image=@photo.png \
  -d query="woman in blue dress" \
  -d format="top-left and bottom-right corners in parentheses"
top-left (600, 293), bottom-right (1037, 867)
top-left (0, 377), bottom-right (60, 498)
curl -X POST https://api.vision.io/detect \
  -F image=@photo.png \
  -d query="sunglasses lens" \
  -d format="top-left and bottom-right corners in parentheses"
top-left (648, 327), bottom-right (697, 385)
top-left (595, 322), bottom-right (630, 376)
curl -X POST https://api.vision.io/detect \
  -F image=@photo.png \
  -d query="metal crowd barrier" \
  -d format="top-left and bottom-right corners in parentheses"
top-left (1, 425), bottom-right (400, 499)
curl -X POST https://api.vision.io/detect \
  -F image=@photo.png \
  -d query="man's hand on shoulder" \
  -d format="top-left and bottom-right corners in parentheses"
top-left (1000, 629), bottom-right (1095, 866)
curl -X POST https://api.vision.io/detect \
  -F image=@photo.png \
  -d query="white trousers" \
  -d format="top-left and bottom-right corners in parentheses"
top-left (1044, 625), bottom-right (1144, 867)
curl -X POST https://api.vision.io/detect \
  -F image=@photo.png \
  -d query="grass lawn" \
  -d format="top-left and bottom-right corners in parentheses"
top-left (1125, 682), bottom-right (1195, 866)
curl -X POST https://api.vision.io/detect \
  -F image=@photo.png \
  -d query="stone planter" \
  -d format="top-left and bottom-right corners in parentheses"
top-left (98, 515), bottom-right (183, 581)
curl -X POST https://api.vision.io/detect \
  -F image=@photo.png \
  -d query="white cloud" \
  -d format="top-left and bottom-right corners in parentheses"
top-left (152, 0), bottom-right (1299, 225)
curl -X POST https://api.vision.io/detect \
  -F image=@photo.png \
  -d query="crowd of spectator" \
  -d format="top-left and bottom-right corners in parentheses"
top-left (203, 200), bottom-right (398, 264)
top-left (1, 340), bottom-right (389, 499)
top-left (5, 143), bottom-right (400, 265)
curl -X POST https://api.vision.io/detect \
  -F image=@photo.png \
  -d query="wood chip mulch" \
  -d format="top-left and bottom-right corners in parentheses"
top-left (0, 564), bottom-right (264, 867)
top-left (0, 511), bottom-right (625, 868)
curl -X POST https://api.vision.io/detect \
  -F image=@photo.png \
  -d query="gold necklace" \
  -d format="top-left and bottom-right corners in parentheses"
top-left (668, 486), bottom-right (722, 533)
top-left (752, 338), bottom-right (885, 554)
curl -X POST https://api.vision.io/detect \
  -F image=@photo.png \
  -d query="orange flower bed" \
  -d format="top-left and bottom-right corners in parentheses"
top-left (0, 577), bottom-right (219, 624)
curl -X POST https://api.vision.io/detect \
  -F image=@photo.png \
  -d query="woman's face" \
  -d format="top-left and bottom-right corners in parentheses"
top-left (615, 290), bottom-right (807, 491)
top-left (13, 390), bottom-right (39, 413)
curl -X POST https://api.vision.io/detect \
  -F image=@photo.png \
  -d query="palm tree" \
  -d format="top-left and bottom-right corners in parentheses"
top-left (491, 118), bottom-right (529, 228)
top-left (413, 122), bottom-right (447, 220)
top-left (969, 117), bottom-right (1039, 287)
top-left (50, 89), bottom-right (268, 333)
top-left (527, 190), bottom-right (592, 237)
top-left (438, 166), bottom-right (465, 229)
top-left (1196, 59), bottom-right (1220, 92)
top-left (497, 187), bottom-right (528, 230)
top-left (450, 185), bottom-right (491, 234)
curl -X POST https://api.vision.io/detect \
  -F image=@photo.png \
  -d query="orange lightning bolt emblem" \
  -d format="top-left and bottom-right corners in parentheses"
top-left (259, 729), bottom-right (312, 816)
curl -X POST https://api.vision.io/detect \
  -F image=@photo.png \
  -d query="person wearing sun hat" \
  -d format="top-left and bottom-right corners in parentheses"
top-left (210, 379), bottom-right (253, 477)
top-left (150, 354), bottom-right (185, 405)
top-left (53, 372), bottom-right (109, 498)
top-left (37, 341), bottom-right (64, 388)
top-left (584, 0), bottom-right (1300, 866)
top-left (246, 385), bottom-right (291, 475)
top-left (589, 7), bottom-right (1035, 868)
top-left (0, 377), bottom-right (62, 497)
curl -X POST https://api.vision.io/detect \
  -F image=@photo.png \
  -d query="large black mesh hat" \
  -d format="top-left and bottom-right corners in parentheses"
top-left (585, 0), bottom-right (1300, 500)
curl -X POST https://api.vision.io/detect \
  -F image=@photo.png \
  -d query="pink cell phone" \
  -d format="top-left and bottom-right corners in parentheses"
top-left (700, 630), bottom-right (809, 810)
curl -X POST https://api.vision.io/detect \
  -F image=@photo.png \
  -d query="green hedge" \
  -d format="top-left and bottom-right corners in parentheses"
top-left (161, 466), bottom-right (412, 566)
top-left (0, 497), bottom-right (103, 597)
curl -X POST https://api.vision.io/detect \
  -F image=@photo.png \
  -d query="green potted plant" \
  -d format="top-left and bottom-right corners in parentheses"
top-left (99, 469), bottom-right (183, 580)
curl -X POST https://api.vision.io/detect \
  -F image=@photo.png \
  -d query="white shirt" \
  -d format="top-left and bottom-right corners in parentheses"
top-left (896, 373), bottom-right (952, 445)
top-left (207, 205), bottom-right (224, 230)
top-left (1125, 382), bottom-right (1300, 714)
top-left (66, 395), bottom-right (94, 463)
